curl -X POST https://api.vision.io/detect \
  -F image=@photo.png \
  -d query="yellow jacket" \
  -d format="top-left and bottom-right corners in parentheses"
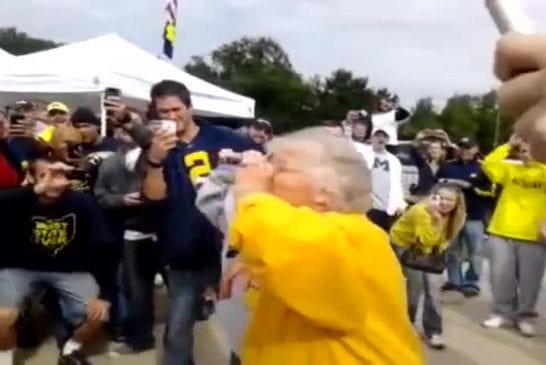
top-left (390, 203), bottom-right (450, 254)
top-left (482, 144), bottom-right (546, 242)
top-left (230, 193), bottom-right (424, 365)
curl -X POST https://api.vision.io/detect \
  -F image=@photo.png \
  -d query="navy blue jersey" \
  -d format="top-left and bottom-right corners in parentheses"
top-left (178, 123), bottom-right (255, 184)
top-left (160, 122), bottom-right (256, 270)
top-left (0, 188), bottom-right (113, 273)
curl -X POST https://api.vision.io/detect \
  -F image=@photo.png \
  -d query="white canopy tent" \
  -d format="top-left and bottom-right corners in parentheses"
top-left (0, 48), bottom-right (14, 59)
top-left (0, 48), bottom-right (15, 66)
top-left (0, 34), bottom-right (255, 119)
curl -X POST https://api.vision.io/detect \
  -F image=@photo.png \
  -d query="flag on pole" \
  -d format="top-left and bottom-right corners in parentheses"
top-left (163, 0), bottom-right (178, 59)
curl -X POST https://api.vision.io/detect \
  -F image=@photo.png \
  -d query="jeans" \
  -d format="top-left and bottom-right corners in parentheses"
top-left (122, 238), bottom-right (166, 350)
top-left (405, 268), bottom-right (443, 338)
top-left (446, 220), bottom-right (484, 288)
top-left (488, 235), bottom-right (546, 320)
top-left (162, 267), bottom-right (218, 365)
top-left (0, 269), bottom-right (98, 328)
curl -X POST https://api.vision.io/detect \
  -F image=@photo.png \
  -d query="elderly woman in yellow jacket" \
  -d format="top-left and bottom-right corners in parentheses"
top-left (222, 127), bottom-right (424, 365)
top-left (391, 183), bottom-right (466, 350)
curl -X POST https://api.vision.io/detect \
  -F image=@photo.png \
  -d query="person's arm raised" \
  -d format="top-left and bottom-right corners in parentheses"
top-left (142, 130), bottom-right (178, 201)
top-left (481, 135), bottom-right (518, 184)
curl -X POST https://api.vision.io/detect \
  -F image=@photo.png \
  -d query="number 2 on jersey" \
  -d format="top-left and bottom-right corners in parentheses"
top-left (184, 151), bottom-right (212, 184)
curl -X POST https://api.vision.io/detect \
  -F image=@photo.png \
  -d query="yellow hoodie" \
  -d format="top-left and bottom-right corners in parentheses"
top-left (390, 203), bottom-right (450, 254)
top-left (482, 144), bottom-right (546, 242)
top-left (230, 193), bottom-right (424, 365)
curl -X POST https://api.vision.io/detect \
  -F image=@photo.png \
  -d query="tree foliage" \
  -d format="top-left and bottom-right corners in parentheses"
top-left (0, 27), bottom-right (61, 55)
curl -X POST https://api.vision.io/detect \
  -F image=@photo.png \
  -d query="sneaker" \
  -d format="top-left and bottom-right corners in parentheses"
top-left (110, 343), bottom-right (137, 356)
top-left (58, 350), bottom-right (91, 365)
top-left (441, 282), bottom-right (459, 292)
top-left (481, 315), bottom-right (510, 329)
top-left (427, 334), bottom-right (446, 350)
top-left (109, 342), bottom-right (154, 356)
top-left (516, 320), bottom-right (535, 337)
top-left (154, 273), bottom-right (164, 288)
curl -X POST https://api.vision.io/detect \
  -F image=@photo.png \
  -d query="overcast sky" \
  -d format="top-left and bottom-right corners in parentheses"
top-left (4, 0), bottom-right (546, 106)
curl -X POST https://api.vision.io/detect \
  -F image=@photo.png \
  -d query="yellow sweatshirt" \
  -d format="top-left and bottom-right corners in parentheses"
top-left (230, 193), bottom-right (424, 365)
top-left (390, 203), bottom-right (450, 254)
top-left (482, 144), bottom-right (546, 242)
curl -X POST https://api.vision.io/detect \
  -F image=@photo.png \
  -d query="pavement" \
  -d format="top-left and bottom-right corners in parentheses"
top-left (19, 262), bottom-right (546, 365)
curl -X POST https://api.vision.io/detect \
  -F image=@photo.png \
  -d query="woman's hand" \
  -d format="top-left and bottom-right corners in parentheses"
top-left (219, 259), bottom-right (247, 300)
top-left (426, 194), bottom-right (442, 222)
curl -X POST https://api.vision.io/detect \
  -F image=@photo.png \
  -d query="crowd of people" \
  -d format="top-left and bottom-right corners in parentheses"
top-left (0, 33), bottom-right (544, 365)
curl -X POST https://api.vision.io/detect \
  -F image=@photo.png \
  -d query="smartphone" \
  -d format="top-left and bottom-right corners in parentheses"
top-left (66, 168), bottom-right (88, 182)
top-left (103, 87), bottom-right (121, 120)
top-left (104, 87), bottom-right (121, 99)
top-left (485, 0), bottom-right (534, 34)
top-left (161, 119), bottom-right (177, 134)
top-left (9, 114), bottom-right (25, 126)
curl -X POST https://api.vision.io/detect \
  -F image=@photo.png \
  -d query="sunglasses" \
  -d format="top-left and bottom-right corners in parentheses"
top-left (48, 110), bottom-right (67, 117)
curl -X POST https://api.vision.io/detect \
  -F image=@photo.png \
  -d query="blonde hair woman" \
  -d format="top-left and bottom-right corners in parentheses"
top-left (391, 183), bottom-right (466, 350)
top-left (221, 127), bottom-right (424, 365)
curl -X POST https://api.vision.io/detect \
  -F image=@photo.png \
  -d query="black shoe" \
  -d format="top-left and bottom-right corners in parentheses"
top-left (459, 286), bottom-right (480, 298)
top-left (441, 282), bottom-right (458, 292)
top-left (58, 350), bottom-right (92, 365)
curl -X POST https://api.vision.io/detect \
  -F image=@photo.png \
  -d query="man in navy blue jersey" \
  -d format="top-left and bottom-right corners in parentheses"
top-left (136, 80), bottom-right (255, 365)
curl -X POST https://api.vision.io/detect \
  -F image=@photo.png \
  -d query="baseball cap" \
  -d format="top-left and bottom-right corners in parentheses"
top-left (250, 118), bottom-right (273, 134)
top-left (457, 137), bottom-right (478, 149)
top-left (71, 107), bottom-right (100, 127)
top-left (47, 101), bottom-right (69, 114)
top-left (372, 128), bottom-right (390, 138)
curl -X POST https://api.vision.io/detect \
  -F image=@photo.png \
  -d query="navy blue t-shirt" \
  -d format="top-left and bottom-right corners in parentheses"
top-left (1, 189), bottom-right (113, 273)
top-left (160, 123), bottom-right (256, 270)
top-left (436, 159), bottom-right (492, 221)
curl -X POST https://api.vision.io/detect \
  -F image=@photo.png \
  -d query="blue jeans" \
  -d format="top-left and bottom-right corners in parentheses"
top-left (122, 238), bottom-right (166, 350)
top-left (446, 220), bottom-right (484, 288)
top-left (162, 267), bottom-right (218, 365)
top-left (0, 269), bottom-right (98, 328)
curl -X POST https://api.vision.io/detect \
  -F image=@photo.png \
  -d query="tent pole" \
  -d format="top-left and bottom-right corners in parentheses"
top-left (99, 92), bottom-right (107, 137)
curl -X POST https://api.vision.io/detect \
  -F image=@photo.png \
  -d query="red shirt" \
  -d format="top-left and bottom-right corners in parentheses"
top-left (0, 152), bottom-right (21, 189)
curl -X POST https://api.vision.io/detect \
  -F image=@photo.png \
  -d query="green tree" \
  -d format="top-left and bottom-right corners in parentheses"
top-left (399, 98), bottom-right (441, 139)
top-left (438, 94), bottom-right (480, 139)
top-left (184, 56), bottom-right (219, 83)
top-left (185, 37), bottom-right (315, 132)
top-left (311, 69), bottom-right (376, 120)
top-left (0, 27), bottom-right (60, 55)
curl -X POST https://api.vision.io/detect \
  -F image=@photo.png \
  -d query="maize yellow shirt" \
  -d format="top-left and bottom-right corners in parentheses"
top-left (482, 144), bottom-right (546, 242)
top-left (230, 193), bottom-right (424, 365)
top-left (390, 203), bottom-right (449, 254)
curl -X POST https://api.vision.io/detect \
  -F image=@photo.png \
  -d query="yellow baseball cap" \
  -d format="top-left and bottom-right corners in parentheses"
top-left (46, 101), bottom-right (69, 114)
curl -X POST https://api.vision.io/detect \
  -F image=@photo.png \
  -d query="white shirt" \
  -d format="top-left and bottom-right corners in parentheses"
top-left (352, 142), bottom-right (407, 215)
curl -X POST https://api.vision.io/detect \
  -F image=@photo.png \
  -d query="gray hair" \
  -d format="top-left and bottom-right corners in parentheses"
top-left (267, 127), bottom-right (372, 214)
